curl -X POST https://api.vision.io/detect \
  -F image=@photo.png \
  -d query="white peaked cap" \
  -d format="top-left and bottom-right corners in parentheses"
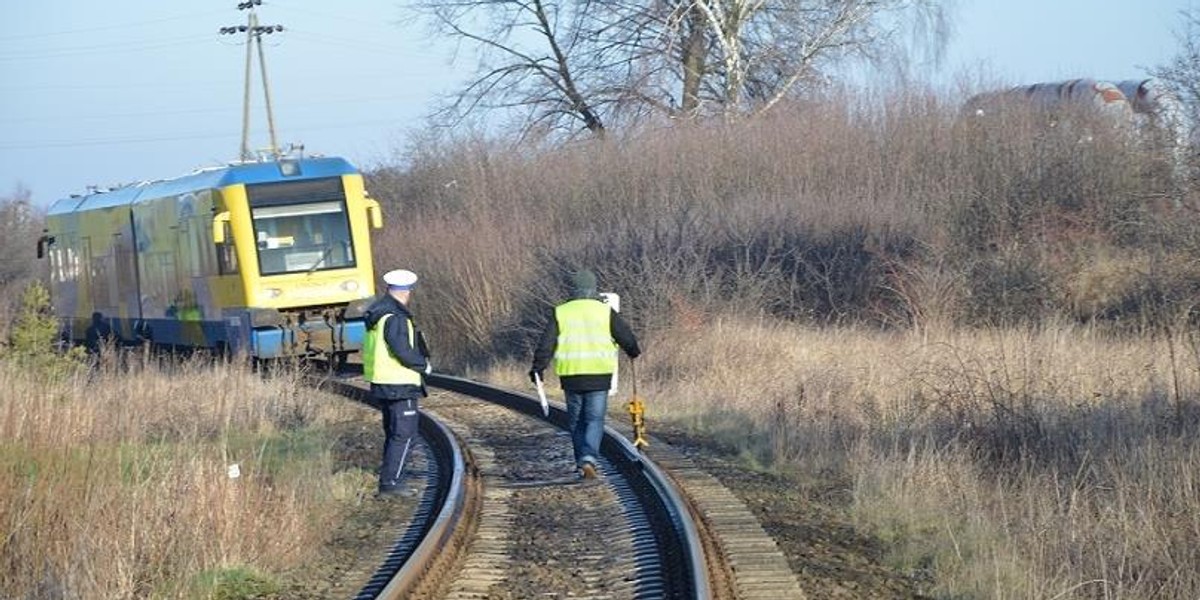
top-left (383, 269), bottom-right (418, 290)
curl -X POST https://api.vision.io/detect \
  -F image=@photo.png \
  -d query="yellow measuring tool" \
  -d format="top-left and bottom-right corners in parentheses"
top-left (626, 359), bottom-right (649, 451)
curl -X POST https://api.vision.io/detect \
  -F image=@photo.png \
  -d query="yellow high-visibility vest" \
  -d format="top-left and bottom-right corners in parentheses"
top-left (363, 313), bottom-right (422, 385)
top-left (554, 299), bottom-right (617, 376)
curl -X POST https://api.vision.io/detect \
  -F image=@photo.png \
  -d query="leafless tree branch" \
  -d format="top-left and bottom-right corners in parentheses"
top-left (412, 0), bottom-right (949, 136)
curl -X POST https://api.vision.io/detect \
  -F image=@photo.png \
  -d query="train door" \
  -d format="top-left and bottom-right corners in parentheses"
top-left (46, 220), bottom-right (82, 333)
top-left (80, 235), bottom-right (109, 341)
top-left (81, 235), bottom-right (95, 342)
top-left (106, 233), bottom-right (121, 312)
top-left (113, 213), bottom-right (141, 338)
top-left (178, 192), bottom-right (212, 321)
top-left (84, 232), bottom-right (118, 343)
top-left (132, 197), bottom-right (177, 320)
top-left (216, 217), bottom-right (239, 276)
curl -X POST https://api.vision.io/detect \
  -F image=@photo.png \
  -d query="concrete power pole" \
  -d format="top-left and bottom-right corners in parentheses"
top-left (220, 0), bottom-right (284, 161)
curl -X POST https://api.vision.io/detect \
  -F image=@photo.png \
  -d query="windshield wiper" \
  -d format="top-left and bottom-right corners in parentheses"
top-left (307, 245), bottom-right (334, 275)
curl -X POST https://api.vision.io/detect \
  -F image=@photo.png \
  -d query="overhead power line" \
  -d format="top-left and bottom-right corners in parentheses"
top-left (0, 35), bottom-right (213, 61)
top-left (219, 0), bottom-right (285, 160)
top-left (0, 9), bottom-right (226, 42)
top-left (0, 117), bottom-right (410, 150)
top-left (0, 91), bottom-right (433, 124)
top-left (285, 29), bottom-right (440, 57)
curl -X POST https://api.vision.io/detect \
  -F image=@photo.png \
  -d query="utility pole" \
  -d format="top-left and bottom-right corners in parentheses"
top-left (220, 0), bottom-right (284, 161)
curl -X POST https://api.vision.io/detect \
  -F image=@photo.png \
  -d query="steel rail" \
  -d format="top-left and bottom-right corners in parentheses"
top-left (319, 376), bottom-right (472, 600)
top-left (426, 372), bottom-right (712, 600)
top-left (374, 412), bottom-right (468, 600)
top-left (319, 369), bottom-right (712, 598)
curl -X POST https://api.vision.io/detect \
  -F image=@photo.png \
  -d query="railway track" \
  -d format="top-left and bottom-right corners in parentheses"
top-left (317, 369), bottom-right (805, 599)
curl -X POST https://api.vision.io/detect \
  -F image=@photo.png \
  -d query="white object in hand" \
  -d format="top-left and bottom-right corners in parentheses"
top-left (533, 373), bottom-right (549, 417)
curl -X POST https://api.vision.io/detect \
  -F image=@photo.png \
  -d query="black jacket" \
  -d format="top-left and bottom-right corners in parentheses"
top-left (531, 295), bottom-right (641, 392)
top-left (363, 293), bottom-right (429, 400)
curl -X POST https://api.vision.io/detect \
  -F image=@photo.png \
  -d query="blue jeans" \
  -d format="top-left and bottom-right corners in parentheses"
top-left (565, 389), bottom-right (608, 468)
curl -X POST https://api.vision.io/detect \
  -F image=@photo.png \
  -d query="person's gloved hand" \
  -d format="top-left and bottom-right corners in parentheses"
top-left (424, 363), bottom-right (433, 375)
top-left (528, 368), bottom-right (542, 383)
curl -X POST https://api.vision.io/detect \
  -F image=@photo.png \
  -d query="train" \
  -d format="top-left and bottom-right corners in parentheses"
top-left (36, 154), bottom-right (383, 360)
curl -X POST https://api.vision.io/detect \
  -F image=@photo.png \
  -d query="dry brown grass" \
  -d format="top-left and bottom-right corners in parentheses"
top-left (364, 85), bottom-right (1198, 596)
top-left (9, 80), bottom-right (1188, 597)
top-left (629, 317), bottom-right (1200, 598)
top-left (0, 354), bottom-right (366, 599)
top-left (474, 313), bottom-right (1200, 596)
top-left (368, 89), bottom-right (1196, 367)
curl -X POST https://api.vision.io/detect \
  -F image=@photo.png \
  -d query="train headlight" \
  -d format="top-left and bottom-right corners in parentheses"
top-left (264, 288), bottom-right (283, 299)
top-left (278, 159), bottom-right (300, 177)
top-left (340, 280), bottom-right (360, 292)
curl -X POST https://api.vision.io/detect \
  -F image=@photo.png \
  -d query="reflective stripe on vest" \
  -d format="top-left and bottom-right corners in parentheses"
top-left (554, 299), bottom-right (617, 376)
top-left (363, 313), bottom-right (422, 385)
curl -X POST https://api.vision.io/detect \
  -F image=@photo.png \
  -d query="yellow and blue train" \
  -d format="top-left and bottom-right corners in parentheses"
top-left (38, 155), bottom-right (383, 359)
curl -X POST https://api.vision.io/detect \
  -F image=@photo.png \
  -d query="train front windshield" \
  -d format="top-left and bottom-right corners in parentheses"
top-left (247, 178), bottom-right (356, 276)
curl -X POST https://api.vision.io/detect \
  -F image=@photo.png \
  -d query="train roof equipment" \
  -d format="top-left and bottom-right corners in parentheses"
top-left (48, 156), bottom-right (358, 217)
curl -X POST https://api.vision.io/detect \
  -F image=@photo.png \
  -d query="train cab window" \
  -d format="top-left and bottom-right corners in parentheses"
top-left (250, 200), bottom-right (355, 276)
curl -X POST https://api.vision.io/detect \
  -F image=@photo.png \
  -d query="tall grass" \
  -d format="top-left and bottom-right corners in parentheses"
top-left (0, 353), bottom-right (363, 599)
top-left (368, 82), bottom-right (1199, 596)
top-left (369, 87), bottom-right (1195, 368)
top-left (634, 318), bottom-right (1200, 598)
top-left (8, 80), bottom-right (1181, 596)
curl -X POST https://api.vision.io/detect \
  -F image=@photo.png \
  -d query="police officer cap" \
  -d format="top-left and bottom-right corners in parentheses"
top-left (383, 269), bottom-right (418, 291)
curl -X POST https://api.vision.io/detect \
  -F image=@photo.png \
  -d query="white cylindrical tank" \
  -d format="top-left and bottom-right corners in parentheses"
top-left (1018, 79), bottom-right (1133, 120)
top-left (1117, 79), bottom-right (1194, 182)
top-left (1116, 79), bottom-right (1190, 136)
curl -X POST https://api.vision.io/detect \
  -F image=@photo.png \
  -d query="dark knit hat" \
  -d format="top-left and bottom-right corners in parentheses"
top-left (571, 269), bottom-right (597, 295)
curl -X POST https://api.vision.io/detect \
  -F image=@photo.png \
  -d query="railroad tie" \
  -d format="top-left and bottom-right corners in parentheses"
top-left (648, 442), bottom-right (808, 600)
top-left (441, 436), bottom-right (517, 599)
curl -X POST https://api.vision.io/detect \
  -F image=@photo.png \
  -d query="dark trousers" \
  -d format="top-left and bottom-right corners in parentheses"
top-left (379, 397), bottom-right (419, 491)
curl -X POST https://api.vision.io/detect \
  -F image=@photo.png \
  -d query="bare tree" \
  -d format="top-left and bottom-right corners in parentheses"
top-left (0, 187), bottom-right (40, 286)
top-left (413, 0), bottom-right (617, 137)
top-left (685, 0), bottom-right (947, 118)
top-left (1150, 8), bottom-right (1200, 145)
top-left (414, 0), bottom-right (948, 136)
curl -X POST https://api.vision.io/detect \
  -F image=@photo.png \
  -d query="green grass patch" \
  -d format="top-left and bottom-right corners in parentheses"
top-left (187, 566), bottom-right (281, 600)
top-left (222, 428), bottom-right (333, 483)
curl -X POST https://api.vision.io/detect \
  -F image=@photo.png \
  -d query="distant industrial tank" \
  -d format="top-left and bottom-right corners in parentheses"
top-left (965, 78), bottom-right (1133, 120)
top-left (1115, 79), bottom-right (1193, 147)
top-left (965, 78), bottom-right (1194, 187)
top-left (1026, 79), bottom-right (1131, 119)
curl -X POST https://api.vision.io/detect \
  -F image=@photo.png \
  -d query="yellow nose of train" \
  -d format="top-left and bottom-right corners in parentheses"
top-left (41, 155), bottom-right (383, 360)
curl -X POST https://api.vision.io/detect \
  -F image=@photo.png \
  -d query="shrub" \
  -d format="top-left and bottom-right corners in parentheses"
top-left (0, 189), bottom-right (41, 287)
top-left (2, 281), bottom-right (84, 376)
top-left (366, 88), bottom-right (1197, 365)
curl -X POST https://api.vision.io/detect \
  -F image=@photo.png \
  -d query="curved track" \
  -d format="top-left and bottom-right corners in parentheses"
top-left (319, 370), bottom-right (711, 599)
top-left (321, 375), bottom-right (477, 599)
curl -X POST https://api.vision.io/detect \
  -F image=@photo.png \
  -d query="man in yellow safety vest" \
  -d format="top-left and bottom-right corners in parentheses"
top-left (363, 268), bottom-right (431, 498)
top-left (530, 269), bottom-right (640, 480)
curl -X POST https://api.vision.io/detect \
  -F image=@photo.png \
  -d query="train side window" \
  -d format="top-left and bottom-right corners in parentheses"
top-left (217, 223), bottom-right (239, 275)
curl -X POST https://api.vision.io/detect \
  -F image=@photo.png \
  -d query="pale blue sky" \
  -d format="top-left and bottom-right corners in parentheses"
top-left (1, 0), bottom-right (1194, 208)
